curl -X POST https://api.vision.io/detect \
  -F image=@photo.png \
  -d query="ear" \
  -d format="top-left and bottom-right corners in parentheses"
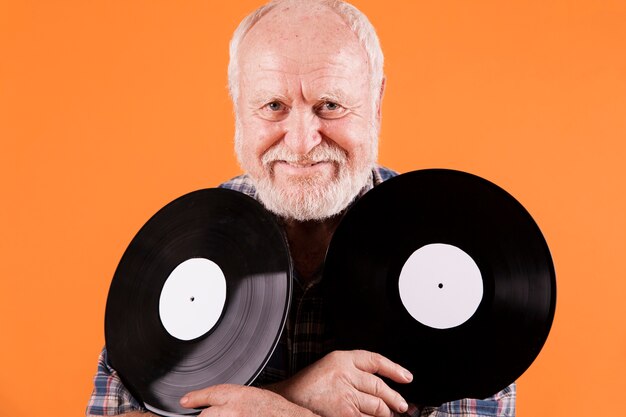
top-left (376, 77), bottom-right (386, 123)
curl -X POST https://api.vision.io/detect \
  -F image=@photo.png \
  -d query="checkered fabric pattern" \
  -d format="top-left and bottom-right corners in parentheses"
top-left (86, 166), bottom-right (515, 416)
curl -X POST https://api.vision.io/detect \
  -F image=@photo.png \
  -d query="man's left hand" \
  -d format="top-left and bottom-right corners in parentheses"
top-left (267, 350), bottom-right (413, 417)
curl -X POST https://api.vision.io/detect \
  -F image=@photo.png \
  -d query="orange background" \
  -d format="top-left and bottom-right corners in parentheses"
top-left (1, 1), bottom-right (624, 416)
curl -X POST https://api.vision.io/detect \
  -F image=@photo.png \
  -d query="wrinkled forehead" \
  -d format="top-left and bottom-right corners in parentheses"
top-left (238, 2), bottom-right (367, 72)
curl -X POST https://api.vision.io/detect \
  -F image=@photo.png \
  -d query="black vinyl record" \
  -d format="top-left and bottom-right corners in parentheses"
top-left (324, 169), bottom-right (556, 406)
top-left (105, 188), bottom-right (291, 416)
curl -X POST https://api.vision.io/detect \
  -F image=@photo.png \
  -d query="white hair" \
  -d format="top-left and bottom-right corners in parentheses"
top-left (227, 0), bottom-right (384, 108)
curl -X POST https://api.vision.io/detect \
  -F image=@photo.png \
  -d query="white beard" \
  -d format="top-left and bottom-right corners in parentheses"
top-left (257, 165), bottom-right (372, 221)
top-left (237, 136), bottom-right (377, 221)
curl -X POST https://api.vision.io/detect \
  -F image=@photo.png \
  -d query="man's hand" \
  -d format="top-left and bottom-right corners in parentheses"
top-left (180, 384), bottom-right (319, 417)
top-left (267, 350), bottom-right (413, 417)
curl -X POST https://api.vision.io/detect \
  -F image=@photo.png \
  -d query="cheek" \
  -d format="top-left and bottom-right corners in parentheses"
top-left (322, 118), bottom-right (374, 161)
top-left (238, 119), bottom-right (284, 169)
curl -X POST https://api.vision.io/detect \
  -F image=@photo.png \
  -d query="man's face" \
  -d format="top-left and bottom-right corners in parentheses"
top-left (234, 4), bottom-right (381, 221)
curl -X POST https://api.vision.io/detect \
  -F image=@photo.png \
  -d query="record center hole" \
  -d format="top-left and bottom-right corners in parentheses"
top-left (438, 283), bottom-right (444, 289)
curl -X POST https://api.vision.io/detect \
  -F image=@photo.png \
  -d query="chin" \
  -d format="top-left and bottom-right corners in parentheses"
top-left (254, 165), bottom-right (373, 222)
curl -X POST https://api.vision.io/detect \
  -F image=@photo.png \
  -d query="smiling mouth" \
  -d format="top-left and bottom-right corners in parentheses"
top-left (279, 160), bottom-right (324, 168)
top-left (271, 160), bottom-right (334, 175)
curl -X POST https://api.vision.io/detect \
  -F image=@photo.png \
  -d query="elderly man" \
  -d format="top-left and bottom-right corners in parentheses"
top-left (87, 1), bottom-right (515, 416)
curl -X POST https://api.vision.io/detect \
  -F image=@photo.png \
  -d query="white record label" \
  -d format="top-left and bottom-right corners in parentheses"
top-left (159, 258), bottom-right (227, 341)
top-left (398, 243), bottom-right (483, 329)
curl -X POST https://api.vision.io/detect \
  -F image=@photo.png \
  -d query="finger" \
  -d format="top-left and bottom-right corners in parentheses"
top-left (351, 350), bottom-right (413, 384)
top-left (353, 390), bottom-right (395, 417)
top-left (352, 372), bottom-right (409, 414)
top-left (198, 406), bottom-right (220, 417)
top-left (180, 384), bottom-right (230, 409)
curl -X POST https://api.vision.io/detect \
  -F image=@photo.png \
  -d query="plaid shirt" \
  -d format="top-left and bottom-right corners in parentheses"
top-left (87, 165), bottom-right (515, 416)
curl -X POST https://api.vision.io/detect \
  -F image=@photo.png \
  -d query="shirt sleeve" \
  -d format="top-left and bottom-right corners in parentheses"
top-left (85, 348), bottom-right (145, 416)
top-left (413, 384), bottom-right (516, 417)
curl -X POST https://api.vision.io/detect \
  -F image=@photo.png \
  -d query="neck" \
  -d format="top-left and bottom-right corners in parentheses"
top-left (281, 215), bottom-right (343, 284)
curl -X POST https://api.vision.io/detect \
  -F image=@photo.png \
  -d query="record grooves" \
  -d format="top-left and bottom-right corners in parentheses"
top-left (324, 169), bottom-right (556, 406)
top-left (105, 188), bottom-right (291, 416)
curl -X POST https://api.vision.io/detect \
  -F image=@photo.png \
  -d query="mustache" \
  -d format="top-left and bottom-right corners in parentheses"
top-left (261, 142), bottom-right (347, 166)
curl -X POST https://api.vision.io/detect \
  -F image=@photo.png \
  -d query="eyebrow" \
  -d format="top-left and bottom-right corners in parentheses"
top-left (248, 91), bottom-right (289, 108)
top-left (319, 90), bottom-right (349, 104)
top-left (246, 89), bottom-right (352, 107)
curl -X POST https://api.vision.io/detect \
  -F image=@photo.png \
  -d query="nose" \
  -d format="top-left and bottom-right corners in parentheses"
top-left (282, 108), bottom-right (323, 155)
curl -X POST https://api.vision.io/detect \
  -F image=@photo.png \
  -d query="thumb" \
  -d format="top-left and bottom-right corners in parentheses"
top-left (180, 384), bottom-right (230, 409)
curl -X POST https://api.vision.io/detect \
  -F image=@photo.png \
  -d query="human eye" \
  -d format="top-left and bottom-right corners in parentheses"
top-left (265, 101), bottom-right (286, 112)
top-left (259, 100), bottom-right (289, 120)
top-left (316, 101), bottom-right (348, 119)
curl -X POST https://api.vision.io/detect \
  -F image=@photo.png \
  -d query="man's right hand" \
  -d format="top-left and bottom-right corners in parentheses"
top-left (267, 350), bottom-right (413, 417)
top-left (180, 384), bottom-right (318, 417)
